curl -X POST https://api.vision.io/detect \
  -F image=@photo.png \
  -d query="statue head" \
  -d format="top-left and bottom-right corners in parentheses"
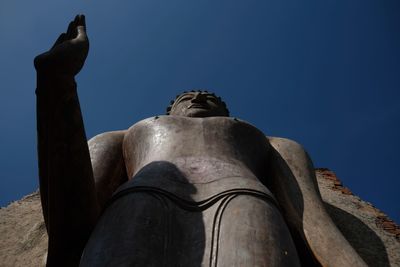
top-left (166, 90), bottom-right (230, 117)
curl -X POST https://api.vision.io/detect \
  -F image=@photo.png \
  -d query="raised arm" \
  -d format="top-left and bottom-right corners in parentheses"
top-left (266, 137), bottom-right (367, 267)
top-left (35, 15), bottom-right (99, 266)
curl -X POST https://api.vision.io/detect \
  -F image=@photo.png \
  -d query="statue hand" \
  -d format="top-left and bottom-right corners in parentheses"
top-left (34, 14), bottom-right (89, 77)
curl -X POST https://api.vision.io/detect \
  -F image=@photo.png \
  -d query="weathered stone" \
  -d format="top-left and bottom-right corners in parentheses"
top-left (0, 192), bottom-right (47, 266)
top-left (316, 168), bottom-right (400, 267)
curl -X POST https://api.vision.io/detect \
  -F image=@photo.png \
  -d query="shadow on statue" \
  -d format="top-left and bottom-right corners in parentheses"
top-left (325, 203), bottom-right (390, 267)
top-left (81, 161), bottom-right (205, 266)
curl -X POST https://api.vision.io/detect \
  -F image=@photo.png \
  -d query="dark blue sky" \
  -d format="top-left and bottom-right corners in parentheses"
top-left (1, 0), bottom-right (399, 223)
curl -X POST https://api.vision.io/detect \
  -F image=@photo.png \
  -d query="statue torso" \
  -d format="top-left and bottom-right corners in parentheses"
top-left (82, 116), bottom-right (302, 267)
top-left (123, 116), bottom-right (271, 185)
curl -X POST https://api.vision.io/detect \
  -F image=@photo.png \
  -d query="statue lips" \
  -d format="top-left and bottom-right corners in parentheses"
top-left (188, 103), bottom-right (209, 109)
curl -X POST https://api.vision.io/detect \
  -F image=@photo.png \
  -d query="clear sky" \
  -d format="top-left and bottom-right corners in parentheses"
top-left (1, 0), bottom-right (399, 224)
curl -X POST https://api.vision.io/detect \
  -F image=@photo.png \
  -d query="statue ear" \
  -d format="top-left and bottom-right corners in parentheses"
top-left (266, 137), bottom-right (367, 267)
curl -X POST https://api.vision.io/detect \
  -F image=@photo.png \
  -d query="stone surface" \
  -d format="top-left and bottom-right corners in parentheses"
top-left (316, 168), bottom-right (400, 267)
top-left (0, 170), bottom-right (399, 266)
top-left (0, 191), bottom-right (47, 266)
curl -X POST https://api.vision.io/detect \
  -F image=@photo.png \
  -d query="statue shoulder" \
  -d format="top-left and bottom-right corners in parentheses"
top-left (126, 116), bottom-right (174, 130)
top-left (267, 136), bottom-right (308, 158)
top-left (88, 130), bottom-right (127, 154)
top-left (88, 130), bottom-right (128, 209)
top-left (266, 136), bottom-right (314, 179)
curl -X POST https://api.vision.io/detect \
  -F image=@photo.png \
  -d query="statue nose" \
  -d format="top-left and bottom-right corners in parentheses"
top-left (191, 93), bottom-right (207, 103)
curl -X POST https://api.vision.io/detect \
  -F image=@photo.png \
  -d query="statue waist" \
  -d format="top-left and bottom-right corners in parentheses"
top-left (112, 162), bottom-right (276, 208)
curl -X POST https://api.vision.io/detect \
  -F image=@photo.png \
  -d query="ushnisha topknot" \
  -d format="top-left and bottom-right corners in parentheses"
top-left (166, 90), bottom-right (230, 116)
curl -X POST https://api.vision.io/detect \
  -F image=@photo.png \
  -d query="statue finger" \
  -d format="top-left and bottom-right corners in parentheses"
top-left (76, 14), bottom-right (86, 28)
top-left (76, 15), bottom-right (88, 41)
top-left (51, 33), bottom-right (66, 49)
top-left (66, 20), bottom-right (76, 40)
top-left (76, 26), bottom-right (88, 41)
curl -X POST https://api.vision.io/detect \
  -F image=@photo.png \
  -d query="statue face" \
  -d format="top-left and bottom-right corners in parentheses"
top-left (169, 92), bottom-right (229, 117)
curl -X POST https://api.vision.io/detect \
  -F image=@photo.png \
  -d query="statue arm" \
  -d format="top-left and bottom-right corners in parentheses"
top-left (35, 15), bottom-right (100, 266)
top-left (266, 137), bottom-right (367, 267)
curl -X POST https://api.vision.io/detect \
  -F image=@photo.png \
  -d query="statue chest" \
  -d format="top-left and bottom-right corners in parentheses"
top-left (123, 116), bottom-right (271, 181)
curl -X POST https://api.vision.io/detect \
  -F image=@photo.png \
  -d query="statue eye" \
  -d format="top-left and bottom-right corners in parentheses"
top-left (175, 94), bottom-right (194, 104)
top-left (206, 96), bottom-right (219, 104)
